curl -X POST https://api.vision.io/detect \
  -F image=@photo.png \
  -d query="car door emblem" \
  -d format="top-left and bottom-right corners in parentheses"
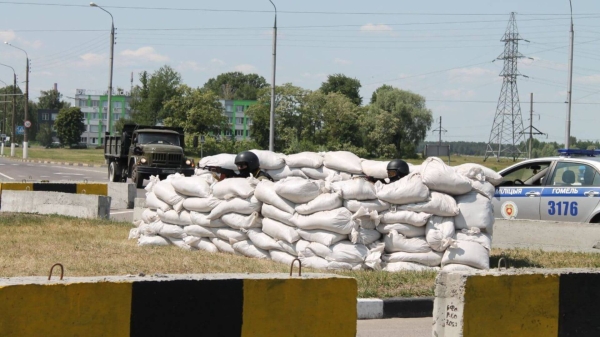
top-left (501, 201), bottom-right (518, 219)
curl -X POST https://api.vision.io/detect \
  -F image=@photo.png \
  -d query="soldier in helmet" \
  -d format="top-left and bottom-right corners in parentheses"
top-left (366, 159), bottom-right (410, 184)
top-left (234, 151), bottom-right (274, 181)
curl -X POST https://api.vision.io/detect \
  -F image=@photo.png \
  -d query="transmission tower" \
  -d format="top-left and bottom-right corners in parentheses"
top-left (484, 12), bottom-right (528, 162)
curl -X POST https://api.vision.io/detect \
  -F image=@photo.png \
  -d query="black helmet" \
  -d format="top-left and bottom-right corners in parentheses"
top-left (387, 159), bottom-right (410, 180)
top-left (235, 151), bottom-right (260, 172)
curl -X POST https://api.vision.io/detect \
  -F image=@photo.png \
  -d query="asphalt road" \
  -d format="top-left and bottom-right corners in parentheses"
top-left (357, 318), bottom-right (431, 337)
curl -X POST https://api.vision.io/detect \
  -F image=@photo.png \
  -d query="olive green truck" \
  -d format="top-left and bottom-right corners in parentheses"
top-left (104, 124), bottom-right (195, 188)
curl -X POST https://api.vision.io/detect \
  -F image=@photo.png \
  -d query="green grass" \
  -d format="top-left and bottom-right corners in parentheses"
top-left (11, 146), bottom-right (107, 165)
top-left (2, 213), bottom-right (600, 298)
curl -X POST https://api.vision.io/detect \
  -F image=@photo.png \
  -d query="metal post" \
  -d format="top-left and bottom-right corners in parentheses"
top-left (438, 116), bottom-right (442, 145)
top-left (565, 0), bottom-right (574, 149)
top-left (23, 57), bottom-right (29, 158)
top-left (268, 0), bottom-right (277, 152)
top-left (529, 93), bottom-right (533, 159)
top-left (11, 73), bottom-right (15, 157)
top-left (90, 2), bottom-right (114, 137)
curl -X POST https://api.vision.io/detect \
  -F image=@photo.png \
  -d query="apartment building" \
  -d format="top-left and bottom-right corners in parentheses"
top-left (219, 99), bottom-right (256, 141)
top-left (74, 89), bottom-right (132, 146)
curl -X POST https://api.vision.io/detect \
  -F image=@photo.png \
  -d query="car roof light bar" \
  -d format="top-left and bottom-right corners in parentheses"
top-left (557, 148), bottom-right (600, 157)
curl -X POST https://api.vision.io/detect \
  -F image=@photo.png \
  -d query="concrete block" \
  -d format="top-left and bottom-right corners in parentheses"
top-left (1, 190), bottom-right (111, 219)
top-left (357, 299), bottom-right (383, 319)
top-left (108, 182), bottom-right (136, 209)
top-left (133, 198), bottom-right (146, 224)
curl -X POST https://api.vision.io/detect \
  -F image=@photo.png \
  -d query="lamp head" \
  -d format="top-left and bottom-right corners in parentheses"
top-left (90, 2), bottom-right (98, 7)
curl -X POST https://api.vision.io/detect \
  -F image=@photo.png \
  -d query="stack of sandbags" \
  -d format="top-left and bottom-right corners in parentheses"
top-left (198, 153), bottom-right (238, 172)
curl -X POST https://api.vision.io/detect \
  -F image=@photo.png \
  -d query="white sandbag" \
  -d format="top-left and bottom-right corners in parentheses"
top-left (145, 175), bottom-right (160, 192)
top-left (194, 169), bottom-right (218, 184)
top-left (331, 178), bottom-right (376, 201)
top-left (157, 209), bottom-right (192, 226)
top-left (129, 228), bottom-right (140, 240)
top-left (210, 227), bottom-right (248, 242)
top-left (266, 166), bottom-right (308, 181)
top-left (441, 264), bottom-right (480, 272)
top-left (399, 191), bottom-right (460, 217)
top-left (138, 235), bottom-right (170, 246)
top-left (327, 241), bottom-right (369, 263)
top-left (409, 164), bottom-right (421, 174)
top-left (276, 240), bottom-right (298, 256)
top-left (351, 207), bottom-right (380, 229)
top-left (383, 261), bottom-right (439, 272)
top-left (454, 163), bottom-right (503, 186)
top-left (183, 197), bottom-right (222, 213)
top-left (383, 230), bottom-right (431, 253)
top-left (306, 242), bottom-right (333, 259)
top-left (344, 199), bottom-right (390, 213)
top-left (470, 180), bottom-right (496, 200)
top-left (300, 166), bottom-right (338, 180)
top-left (376, 223), bottom-right (426, 238)
top-left (261, 218), bottom-right (299, 243)
top-left (221, 212), bottom-right (262, 230)
top-left (421, 157), bottom-right (472, 195)
top-left (183, 225), bottom-right (215, 238)
top-left (254, 180), bottom-right (296, 214)
top-left (232, 240), bottom-right (271, 259)
top-left (153, 180), bottom-right (186, 205)
top-left (183, 235), bottom-right (201, 246)
top-left (364, 242), bottom-right (385, 271)
top-left (379, 210), bottom-right (431, 226)
top-left (298, 250), bottom-right (330, 269)
top-left (270, 250), bottom-right (297, 265)
top-left (164, 237), bottom-right (192, 250)
top-left (442, 240), bottom-right (490, 269)
top-left (328, 261), bottom-right (363, 271)
top-left (140, 220), bottom-right (165, 236)
top-left (158, 223), bottom-right (186, 239)
top-left (323, 151), bottom-right (363, 174)
top-left (172, 199), bottom-right (185, 213)
top-left (295, 192), bottom-right (342, 215)
top-left (290, 207), bottom-right (356, 235)
top-left (425, 216), bottom-right (455, 252)
top-left (295, 239), bottom-right (310, 255)
top-left (296, 229), bottom-right (347, 246)
top-left (350, 228), bottom-right (381, 245)
top-left (188, 237), bottom-right (219, 253)
top-left (190, 212), bottom-right (227, 227)
top-left (246, 228), bottom-right (282, 251)
top-left (382, 251), bottom-right (443, 267)
top-left (199, 153), bottom-right (238, 171)
top-left (145, 192), bottom-right (171, 212)
top-left (261, 204), bottom-right (294, 226)
top-left (208, 196), bottom-right (262, 219)
top-left (274, 177), bottom-right (322, 204)
top-left (376, 172), bottom-right (430, 205)
top-left (141, 209), bottom-right (159, 223)
top-left (454, 192), bottom-right (494, 231)
top-left (285, 152), bottom-right (323, 168)
top-left (361, 160), bottom-right (389, 179)
top-left (454, 228), bottom-right (492, 251)
top-left (170, 175), bottom-right (211, 198)
top-left (250, 149), bottom-right (286, 170)
top-left (210, 237), bottom-right (239, 255)
top-left (212, 177), bottom-right (256, 200)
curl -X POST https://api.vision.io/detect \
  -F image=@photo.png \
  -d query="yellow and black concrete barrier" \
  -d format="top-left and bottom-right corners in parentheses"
top-left (433, 268), bottom-right (600, 337)
top-left (0, 273), bottom-right (357, 337)
top-left (0, 182), bottom-right (108, 196)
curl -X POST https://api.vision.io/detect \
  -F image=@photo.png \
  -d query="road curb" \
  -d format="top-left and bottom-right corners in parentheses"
top-left (357, 297), bottom-right (433, 320)
top-left (0, 156), bottom-right (107, 168)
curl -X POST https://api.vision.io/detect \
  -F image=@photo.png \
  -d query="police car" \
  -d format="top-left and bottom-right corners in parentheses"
top-left (493, 149), bottom-right (600, 223)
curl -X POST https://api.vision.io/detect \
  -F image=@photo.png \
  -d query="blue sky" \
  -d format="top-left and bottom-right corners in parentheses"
top-left (0, 0), bottom-right (599, 144)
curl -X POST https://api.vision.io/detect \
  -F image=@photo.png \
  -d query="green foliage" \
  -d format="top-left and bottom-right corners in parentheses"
top-left (55, 107), bottom-right (85, 146)
top-left (0, 85), bottom-right (37, 142)
top-left (186, 134), bottom-right (260, 159)
top-left (130, 66), bottom-right (182, 125)
top-left (114, 118), bottom-right (135, 133)
top-left (370, 84), bottom-right (394, 104)
top-left (37, 124), bottom-right (54, 147)
top-left (319, 73), bottom-right (363, 106)
top-left (37, 89), bottom-right (71, 110)
top-left (162, 85), bottom-right (228, 135)
top-left (203, 72), bottom-right (268, 100)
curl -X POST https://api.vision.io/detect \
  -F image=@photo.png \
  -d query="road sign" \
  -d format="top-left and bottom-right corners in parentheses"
top-left (24, 120), bottom-right (31, 128)
top-left (16, 126), bottom-right (24, 135)
top-left (200, 135), bottom-right (205, 144)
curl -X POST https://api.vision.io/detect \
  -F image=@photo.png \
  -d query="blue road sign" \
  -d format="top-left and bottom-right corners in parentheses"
top-left (16, 126), bottom-right (24, 135)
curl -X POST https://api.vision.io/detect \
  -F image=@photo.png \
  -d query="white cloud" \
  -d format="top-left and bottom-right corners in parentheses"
top-left (177, 61), bottom-right (205, 72)
top-left (301, 72), bottom-right (327, 80)
top-left (0, 30), bottom-right (16, 42)
top-left (442, 88), bottom-right (476, 99)
top-left (334, 58), bottom-right (352, 65)
top-left (233, 64), bottom-right (257, 74)
top-left (575, 74), bottom-right (600, 85)
top-left (360, 23), bottom-right (393, 33)
top-left (211, 58), bottom-right (226, 66)
top-left (120, 47), bottom-right (169, 62)
top-left (76, 53), bottom-right (106, 67)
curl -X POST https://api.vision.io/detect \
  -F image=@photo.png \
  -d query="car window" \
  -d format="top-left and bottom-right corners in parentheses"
top-left (550, 162), bottom-right (600, 186)
top-left (501, 162), bottom-right (551, 186)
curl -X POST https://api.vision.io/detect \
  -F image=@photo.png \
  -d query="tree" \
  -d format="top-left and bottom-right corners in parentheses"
top-left (37, 89), bottom-right (71, 110)
top-left (162, 85), bottom-right (228, 135)
top-left (203, 72), bottom-right (268, 100)
top-left (37, 124), bottom-right (54, 147)
top-left (320, 74), bottom-right (362, 106)
top-left (114, 117), bottom-right (135, 133)
top-left (0, 85), bottom-right (37, 142)
top-left (130, 66), bottom-right (182, 125)
top-left (55, 107), bottom-right (85, 146)
top-left (370, 84), bottom-right (394, 104)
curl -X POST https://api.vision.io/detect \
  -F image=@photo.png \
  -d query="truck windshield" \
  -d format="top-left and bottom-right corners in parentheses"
top-left (137, 133), bottom-right (180, 146)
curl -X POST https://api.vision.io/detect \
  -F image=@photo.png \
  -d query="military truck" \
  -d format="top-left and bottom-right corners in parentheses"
top-left (104, 124), bottom-right (195, 188)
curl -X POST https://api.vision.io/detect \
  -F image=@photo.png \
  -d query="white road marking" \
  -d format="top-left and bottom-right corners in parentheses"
top-left (110, 210), bottom-right (134, 215)
top-left (12, 164), bottom-right (18, 166)
top-left (0, 171), bottom-right (14, 180)
top-left (54, 173), bottom-right (84, 176)
top-left (48, 166), bottom-right (105, 174)
top-left (40, 176), bottom-right (49, 178)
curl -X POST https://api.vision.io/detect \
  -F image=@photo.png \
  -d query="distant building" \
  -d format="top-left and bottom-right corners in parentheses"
top-left (219, 99), bottom-right (256, 141)
top-left (37, 108), bottom-right (60, 138)
top-left (74, 89), bottom-right (132, 146)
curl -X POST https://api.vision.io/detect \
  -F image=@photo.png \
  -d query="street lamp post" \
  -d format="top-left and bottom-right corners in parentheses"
top-left (0, 78), bottom-right (6, 156)
top-left (5, 42), bottom-right (29, 158)
top-left (90, 2), bottom-right (115, 137)
top-left (268, 0), bottom-right (277, 152)
top-left (565, 0), bottom-right (575, 149)
top-left (0, 63), bottom-right (16, 157)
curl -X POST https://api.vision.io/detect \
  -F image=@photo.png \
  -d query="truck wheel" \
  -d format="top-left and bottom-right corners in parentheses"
top-left (132, 165), bottom-right (144, 189)
top-left (108, 162), bottom-right (122, 182)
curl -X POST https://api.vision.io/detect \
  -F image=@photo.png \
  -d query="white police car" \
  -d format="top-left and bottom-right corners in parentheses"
top-left (493, 149), bottom-right (600, 223)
